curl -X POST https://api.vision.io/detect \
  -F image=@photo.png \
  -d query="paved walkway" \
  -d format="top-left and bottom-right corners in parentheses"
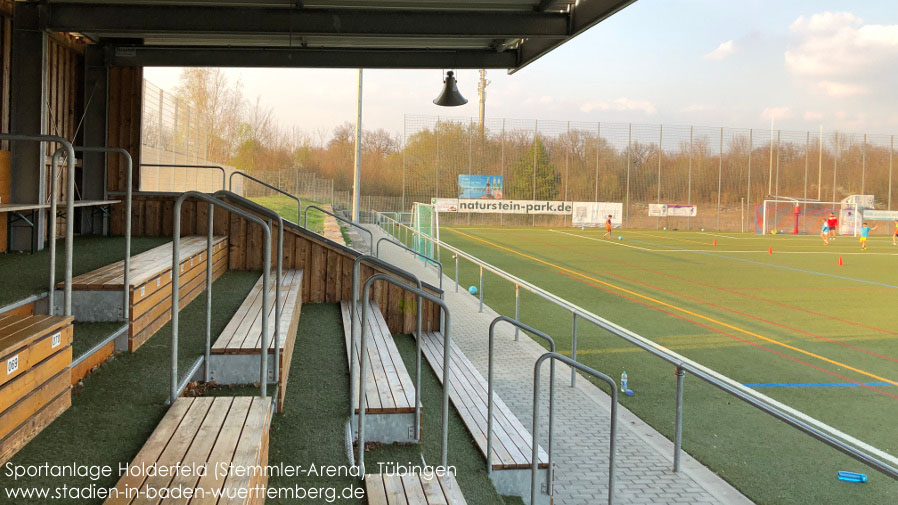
top-left (366, 225), bottom-right (754, 505)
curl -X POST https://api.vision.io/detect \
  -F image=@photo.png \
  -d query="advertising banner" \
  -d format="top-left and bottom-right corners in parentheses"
top-left (458, 175), bottom-right (503, 199)
top-left (431, 198), bottom-right (459, 213)
top-left (457, 199), bottom-right (572, 215)
top-left (862, 209), bottom-right (898, 221)
top-left (572, 202), bottom-right (623, 226)
top-left (648, 204), bottom-right (697, 217)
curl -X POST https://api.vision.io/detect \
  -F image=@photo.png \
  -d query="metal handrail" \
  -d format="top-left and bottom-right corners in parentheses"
top-left (533, 352), bottom-right (617, 505)
top-left (228, 170), bottom-right (301, 223)
top-left (357, 273), bottom-right (451, 474)
top-left (0, 135), bottom-right (75, 316)
top-left (140, 163), bottom-right (226, 192)
top-left (488, 317), bottom-right (555, 489)
top-left (304, 204), bottom-right (373, 250)
top-left (51, 147), bottom-right (133, 319)
top-left (375, 237), bottom-right (443, 292)
top-left (172, 192), bottom-right (271, 403)
top-left (350, 255), bottom-right (424, 443)
top-left (375, 212), bottom-right (898, 480)
top-left (213, 190), bottom-right (284, 386)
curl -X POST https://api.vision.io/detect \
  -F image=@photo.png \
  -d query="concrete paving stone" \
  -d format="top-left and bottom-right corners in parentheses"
top-left (368, 225), bottom-right (755, 505)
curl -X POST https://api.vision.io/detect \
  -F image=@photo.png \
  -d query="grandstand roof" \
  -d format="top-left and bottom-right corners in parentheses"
top-left (37, 0), bottom-right (635, 72)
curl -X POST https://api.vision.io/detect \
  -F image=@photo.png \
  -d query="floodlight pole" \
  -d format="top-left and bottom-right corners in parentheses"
top-left (352, 68), bottom-right (363, 223)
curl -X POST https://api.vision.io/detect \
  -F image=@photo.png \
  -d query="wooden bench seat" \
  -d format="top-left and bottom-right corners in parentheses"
top-left (339, 300), bottom-right (419, 444)
top-left (210, 270), bottom-right (303, 412)
top-left (366, 472), bottom-right (468, 505)
top-left (0, 314), bottom-right (73, 464)
top-left (60, 236), bottom-right (228, 354)
top-left (104, 396), bottom-right (271, 505)
top-left (419, 331), bottom-right (551, 504)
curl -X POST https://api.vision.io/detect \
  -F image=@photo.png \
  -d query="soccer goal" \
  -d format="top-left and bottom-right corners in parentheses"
top-left (758, 198), bottom-right (861, 236)
top-left (412, 202), bottom-right (439, 260)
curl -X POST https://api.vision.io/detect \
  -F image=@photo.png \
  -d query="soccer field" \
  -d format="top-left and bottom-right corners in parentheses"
top-left (433, 226), bottom-right (897, 505)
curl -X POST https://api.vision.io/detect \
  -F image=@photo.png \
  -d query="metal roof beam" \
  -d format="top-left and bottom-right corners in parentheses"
top-left (44, 3), bottom-right (569, 39)
top-left (107, 45), bottom-right (519, 68)
top-left (512, 0), bottom-right (635, 73)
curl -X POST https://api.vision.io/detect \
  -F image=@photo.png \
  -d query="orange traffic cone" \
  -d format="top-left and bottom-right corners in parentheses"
top-left (712, 238), bottom-right (718, 246)
top-left (838, 256), bottom-right (843, 266)
top-left (768, 246), bottom-right (773, 254)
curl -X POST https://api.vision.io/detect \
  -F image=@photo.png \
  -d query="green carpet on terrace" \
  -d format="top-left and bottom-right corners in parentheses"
top-left (0, 270), bottom-right (261, 505)
top-left (0, 235), bottom-right (170, 307)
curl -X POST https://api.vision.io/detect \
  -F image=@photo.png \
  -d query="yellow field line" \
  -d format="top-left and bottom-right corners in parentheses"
top-left (447, 227), bottom-right (898, 386)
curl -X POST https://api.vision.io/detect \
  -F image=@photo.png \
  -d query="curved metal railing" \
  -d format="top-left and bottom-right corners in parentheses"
top-left (171, 192), bottom-right (272, 402)
top-left (375, 236), bottom-right (443, 292)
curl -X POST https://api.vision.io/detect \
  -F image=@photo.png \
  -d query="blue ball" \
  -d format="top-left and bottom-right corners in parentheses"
top-left (468, 286), bottom-right (478, 295)
top-left (618, 236), bottom-right (623, 240)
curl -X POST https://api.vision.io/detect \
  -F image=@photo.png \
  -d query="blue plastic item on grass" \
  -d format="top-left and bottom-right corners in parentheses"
top-left (837, 471), bottom-right (867, 483)
top-left (468, 286), bottom-right (478, 295)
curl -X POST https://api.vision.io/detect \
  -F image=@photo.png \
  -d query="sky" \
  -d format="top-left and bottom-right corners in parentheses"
top-left (144, 0), bottom-right (898, 141)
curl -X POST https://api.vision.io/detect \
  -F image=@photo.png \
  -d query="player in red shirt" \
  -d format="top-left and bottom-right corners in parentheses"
top-left (826, 213), bottom-right (838, 240)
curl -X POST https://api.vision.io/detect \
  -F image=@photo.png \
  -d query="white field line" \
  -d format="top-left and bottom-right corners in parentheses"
top-left (551, 231), bottom-right (898, 256)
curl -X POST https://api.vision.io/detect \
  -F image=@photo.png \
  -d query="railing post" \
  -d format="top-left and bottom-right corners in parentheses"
top-left (674, 366), bottom-right (686, 472)
top-left (514, 284), bottom-right (521, 341)
top-left (571, 313), bottom-right (578, 387)
top-left (204, 205), bottom-right (214, 382)
top-left (454, 254), bottom-right (459, 293)
top-left (479, 265), bottom-right (484, 312)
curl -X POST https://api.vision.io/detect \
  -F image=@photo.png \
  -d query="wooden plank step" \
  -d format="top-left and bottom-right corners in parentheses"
top-left (64, 235), bottom-right (227, 290)
top-left (339, 301), bottom-right (415, 414)
top-left (104, 396), bottom-right (271, 505)
top-left (366, 472), bottom-right (468, 505)
top-left (419, 331), bottom-right (548, 470)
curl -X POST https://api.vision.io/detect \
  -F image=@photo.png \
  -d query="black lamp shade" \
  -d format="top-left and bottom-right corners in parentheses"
top-left (433, 71), bottom-right (468, 107)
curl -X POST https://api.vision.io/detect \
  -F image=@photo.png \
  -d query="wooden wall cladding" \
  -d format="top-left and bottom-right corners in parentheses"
top-left (110, 194), bottom-right (443, 334)
top-left (106, 67), bottom-right (142, 193)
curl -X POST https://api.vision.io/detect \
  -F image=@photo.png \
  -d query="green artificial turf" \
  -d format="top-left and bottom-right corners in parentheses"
top-left (249, 195), bottom-right (326, 234)
top-left (71, 322), bottom-right (127, 358)
top-left (0, 236), bottom-right (170, 307)
top-left (416, 225), bottom-right (898, 505)
top-left (0, 270), bottom-right (261, 505)
top-left (213, 303), bottom-right (521, 505)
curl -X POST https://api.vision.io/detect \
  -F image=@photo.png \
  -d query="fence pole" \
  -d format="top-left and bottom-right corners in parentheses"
top-left (565, 121), bottom-right (570, 201)
top-left (657, 124), bottom-right (663, 229)
top-left (890, 135), bottom-right (894, 210)
top-left (688, 126), bottom-right (693, 230)
top-left (833, 133), bottom-right (839, 204)
top-left (532, 120), bottom-right (538, 227)
top-left (501, 119), bottom-right (505, 227)
top-left (861, 133), bottom-right (867, 195)
top-left (747, 129), bottom-right (752, 234)
top-left (626, 123), bottom-right (631, 228)
top-left (803, 131), bottom-right (809, 230)
top-left (818, 125), bottom-right (824, 201)
top-left (435, 117), bottom-right (440, 199)
top-left (455, 254), bottom-right (459, 293)
top-left (595, 122), bottom-right (601, 201)
top-left (674, 367), bottom-right (686, 472)
top-left (717, 127), bottom-right (723, 231)
top-left (570, 313), bottom-right (578, 387)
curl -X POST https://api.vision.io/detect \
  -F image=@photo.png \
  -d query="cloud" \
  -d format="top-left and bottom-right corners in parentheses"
top-left (681, 104), bottom-right (710, 113)
top-left (580, 97), bottom-right (657, 115)
top-left (704, 40), bottom-right (735, 60)
top-left (761, 107), bottom-right (793, 122)
top-left (785, 11), bottom-right (898, 97)
top-left (803, 111), bottom-right (824, 122)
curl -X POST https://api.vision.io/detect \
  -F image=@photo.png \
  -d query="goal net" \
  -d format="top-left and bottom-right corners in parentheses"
top-left (412, 202), bottom-right (438, 260)
top-left (757, 199), bottom-right (861, 236)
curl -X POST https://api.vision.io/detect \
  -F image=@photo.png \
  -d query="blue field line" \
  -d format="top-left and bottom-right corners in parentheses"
top-left (625, 236), bottom-right (898, 290)
top-left (745, 382), bottom-right (894, 388)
